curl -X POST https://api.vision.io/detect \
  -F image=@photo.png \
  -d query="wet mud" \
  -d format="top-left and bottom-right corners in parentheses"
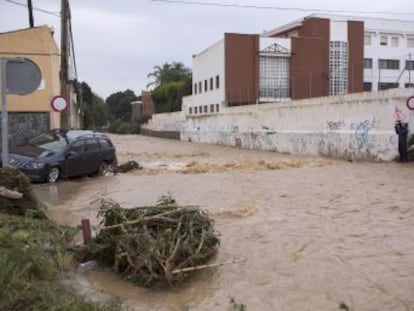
top-left (34, 134), bottom-right (414, 311)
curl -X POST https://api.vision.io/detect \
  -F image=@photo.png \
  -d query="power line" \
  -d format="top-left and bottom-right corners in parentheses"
top-left (4, 0), bottom-right (60, 17)
top-left (149, 0), bottom-right (414, 16)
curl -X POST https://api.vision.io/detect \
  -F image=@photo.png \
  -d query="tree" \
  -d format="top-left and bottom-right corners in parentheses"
top-left (76, 81), bottom-right (108, 129)
top-left (147, 62), bottom-right (191, 88)
top-left (105, 89), bottom-right (138, 122)
top-left (147, 62), bottom-right (192, 113)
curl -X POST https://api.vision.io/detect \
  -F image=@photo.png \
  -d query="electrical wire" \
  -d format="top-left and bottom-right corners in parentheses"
top-left (4, 0), bottom-right (60, 17)
top-left (149, 0), bottom-right (414, 16)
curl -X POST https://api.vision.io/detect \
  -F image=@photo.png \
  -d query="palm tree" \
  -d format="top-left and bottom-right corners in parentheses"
top-left (146, 62), bottom-right (191, 89)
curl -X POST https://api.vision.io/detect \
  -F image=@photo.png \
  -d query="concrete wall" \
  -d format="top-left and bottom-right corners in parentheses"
top-left (180, 89), bottom-right (414, 161)
top-left (150, 111), bottom-right (184, 132)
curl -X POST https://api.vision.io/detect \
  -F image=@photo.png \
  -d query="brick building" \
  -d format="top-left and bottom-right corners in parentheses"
top-left (183, 14), bottom-right (414, 116)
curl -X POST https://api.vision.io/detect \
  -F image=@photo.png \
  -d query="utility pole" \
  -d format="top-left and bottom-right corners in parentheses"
top-left (60, 0), bottom-right (69, 129)
top-left (409, 53), bottom-right (412, 85)
top-left (27, 0), bottom-right (34, 28)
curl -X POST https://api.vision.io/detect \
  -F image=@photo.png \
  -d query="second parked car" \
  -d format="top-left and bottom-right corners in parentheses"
top-left (8, 129), bottom-right (118, 183)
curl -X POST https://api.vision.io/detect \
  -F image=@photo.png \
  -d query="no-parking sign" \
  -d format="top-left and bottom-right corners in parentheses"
top-left (407, 96), bottom-right (414, 110)
top-left (51, 96), bottom-right (69, 112)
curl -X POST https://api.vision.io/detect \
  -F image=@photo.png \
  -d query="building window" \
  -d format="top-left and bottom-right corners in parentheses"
top-left (199, 106), bottom-right (202, 114)
top-left (405, 83), bottom-right (414, 88)
top-left (194, 107), bottom-right (198, 114)
top-left (380, 35), bottom-right (388, 46)
top-left (329, 41), bottom-right (348, 96)
top-left (363, 82), bottom-right (372, 91)
top-left (406, 60), bottom-right (414, 70)
top-left (407, 38), bottom-right (414, 48)
top-left (194, 83), bottom-right (197, 94)
top-left (378, 82), bottom-right (399, 90)
top-left (204, 105), bottom-right (207, 113)
top-left (391, 37), bottom-right (399, 47)
top-left (259, 55), bottom-right (290, 98)
top-left (210, 77), bottom-right (213, 90)
top-left (216, 104), bottom-right (220, 113)
top-left (204, 80), bottom-right (208, 92)
top-left (215, 75), bottom-right (220, 89)
top-left (363, 58), bottom-right (372, 69)
top-left (364, 35), bottom-right (371, 46)
top-left (210, 104), bottom-right (214, 113)
top-left (198, 81), bottom-right (202, 93)
top-left (379, 59), bottom-right (399, 70)
top-left (189, 107), bottom-right (192, 114)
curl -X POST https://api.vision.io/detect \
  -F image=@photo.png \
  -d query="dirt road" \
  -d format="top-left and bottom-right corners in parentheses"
top-left (34, 134), bottom-right (414, 311)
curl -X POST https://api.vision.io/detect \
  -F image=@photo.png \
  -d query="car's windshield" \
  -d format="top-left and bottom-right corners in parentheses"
top-left (28, 132), bottom-right (67, 153)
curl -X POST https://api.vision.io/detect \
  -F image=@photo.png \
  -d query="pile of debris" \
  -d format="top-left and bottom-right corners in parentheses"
top-left (116, 160), bottom-right (142, 173)
top-left (0, 167), bottom-right (45, 218)
top-left (85, 195), bottom-right (220, 288)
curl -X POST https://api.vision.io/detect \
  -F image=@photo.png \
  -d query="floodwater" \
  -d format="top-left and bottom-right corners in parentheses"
top-left (34, 134), bottom-right (414, 311)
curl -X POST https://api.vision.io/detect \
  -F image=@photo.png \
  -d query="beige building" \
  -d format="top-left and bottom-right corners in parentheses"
top-left (0, 25), bottom-right (79, 144)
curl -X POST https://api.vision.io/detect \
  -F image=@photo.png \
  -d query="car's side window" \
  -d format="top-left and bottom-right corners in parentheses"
top-left (85, 139), bottom-right (100, 152)
top-left (98, 138), bottom-right (110, 149)
top-left (68, 140), bottom-right (84, 154)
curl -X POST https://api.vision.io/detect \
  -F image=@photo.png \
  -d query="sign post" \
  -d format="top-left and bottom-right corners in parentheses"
top-left (1, 59), bottom-right (7, 168)
top-left (1, 57), bottom-right (41, 167)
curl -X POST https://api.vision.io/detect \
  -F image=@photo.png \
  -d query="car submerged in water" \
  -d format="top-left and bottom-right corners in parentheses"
top-left (6, 129), bottom-right (118, 183)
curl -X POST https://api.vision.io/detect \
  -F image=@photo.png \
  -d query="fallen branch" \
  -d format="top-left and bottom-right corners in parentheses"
top-left (172, 258), bottom-right (247, 274)
top-left (0, 186), bottom-right (23, 199)
top-left (100, 206), bottom-right (196, 231)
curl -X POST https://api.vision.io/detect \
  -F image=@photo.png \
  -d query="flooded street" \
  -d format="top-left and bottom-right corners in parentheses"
top-left (34, 134), bottom-right (414, 311)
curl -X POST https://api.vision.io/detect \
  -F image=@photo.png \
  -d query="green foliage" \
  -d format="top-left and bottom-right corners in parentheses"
top-left (0, 213), bottom-right (120, 311)
top-left (147, 62), bottom-right (191, 88)
top-left (84, 195), bottom-right (220, 289)
top-left (76, 81), bottom-right (109, 130)
top-left (147, 62), bottom-right (192, 113)
top-left (105, 89), bottom-right (138, 123)
top-left (0, 167), bottom-right (45, 218)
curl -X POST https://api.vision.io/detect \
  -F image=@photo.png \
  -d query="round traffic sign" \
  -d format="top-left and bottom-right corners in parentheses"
top-left (407, 96), bottom-right (414, 111)
top-left (51, 96), bottom-right (69, 112)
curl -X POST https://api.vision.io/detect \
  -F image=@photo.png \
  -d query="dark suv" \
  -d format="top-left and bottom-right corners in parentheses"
top-left (7, 129), bottom-right (117, 183)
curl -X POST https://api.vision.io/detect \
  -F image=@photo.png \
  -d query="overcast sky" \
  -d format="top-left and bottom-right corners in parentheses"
top-left (1, 0), bottom-right (414, 98)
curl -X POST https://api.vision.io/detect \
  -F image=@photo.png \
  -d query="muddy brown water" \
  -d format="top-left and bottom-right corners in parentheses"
top-left (34, 135), bottom-right (414, 311)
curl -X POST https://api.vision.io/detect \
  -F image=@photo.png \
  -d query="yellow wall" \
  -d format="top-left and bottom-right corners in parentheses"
top-left (0, 26), bottom-right (61, 128)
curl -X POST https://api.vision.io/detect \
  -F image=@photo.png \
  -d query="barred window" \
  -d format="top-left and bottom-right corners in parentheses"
top-left (378, 82), bottom-right (399, 90)
top-left (329, 41), bottom-right (348, 96)
top-left (259, 55), bottom-right (290, 98)
top-left (406, 60), bottom-right (414, 70)
top-left (378, 59), bottom-right (399, 70)
top-left (363, 58), bottom-right (372, 69)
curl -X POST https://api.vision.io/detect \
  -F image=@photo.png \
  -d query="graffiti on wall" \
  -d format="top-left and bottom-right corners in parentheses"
top-left (327, 120), bottom-right (345, 131)
top-left (349, 118), bottom-right (380, 150)
top-left (393, 106), bottom-right (407, 122)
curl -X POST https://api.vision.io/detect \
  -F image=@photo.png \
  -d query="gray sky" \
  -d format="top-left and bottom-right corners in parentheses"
top-left (1, 0), bottom-right (414, 99)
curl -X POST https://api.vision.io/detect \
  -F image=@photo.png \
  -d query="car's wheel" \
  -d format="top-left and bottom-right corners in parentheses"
top-left (46, 167), bottom-right (60, 183)
top-left (97, 162), bottom-right (108, 176)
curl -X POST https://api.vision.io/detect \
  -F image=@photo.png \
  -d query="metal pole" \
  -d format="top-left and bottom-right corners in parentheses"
top-left (27, 0), bottom-right (34, 28)
top-left (1, 59), bottom-right (9, 167)
top-left (409, 53), bottom-right (412, 85)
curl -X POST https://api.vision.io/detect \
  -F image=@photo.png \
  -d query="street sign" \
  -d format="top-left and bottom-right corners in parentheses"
top-left (51, 96), bottom-right (69, 112)
top-left (407, 96), bottom-right (414, 110)
top-left (1, 57), bottom-right (42, 167)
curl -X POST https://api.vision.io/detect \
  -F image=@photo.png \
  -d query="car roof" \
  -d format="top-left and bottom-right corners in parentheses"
top-left (51, 129), bottom-right (108, 142)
